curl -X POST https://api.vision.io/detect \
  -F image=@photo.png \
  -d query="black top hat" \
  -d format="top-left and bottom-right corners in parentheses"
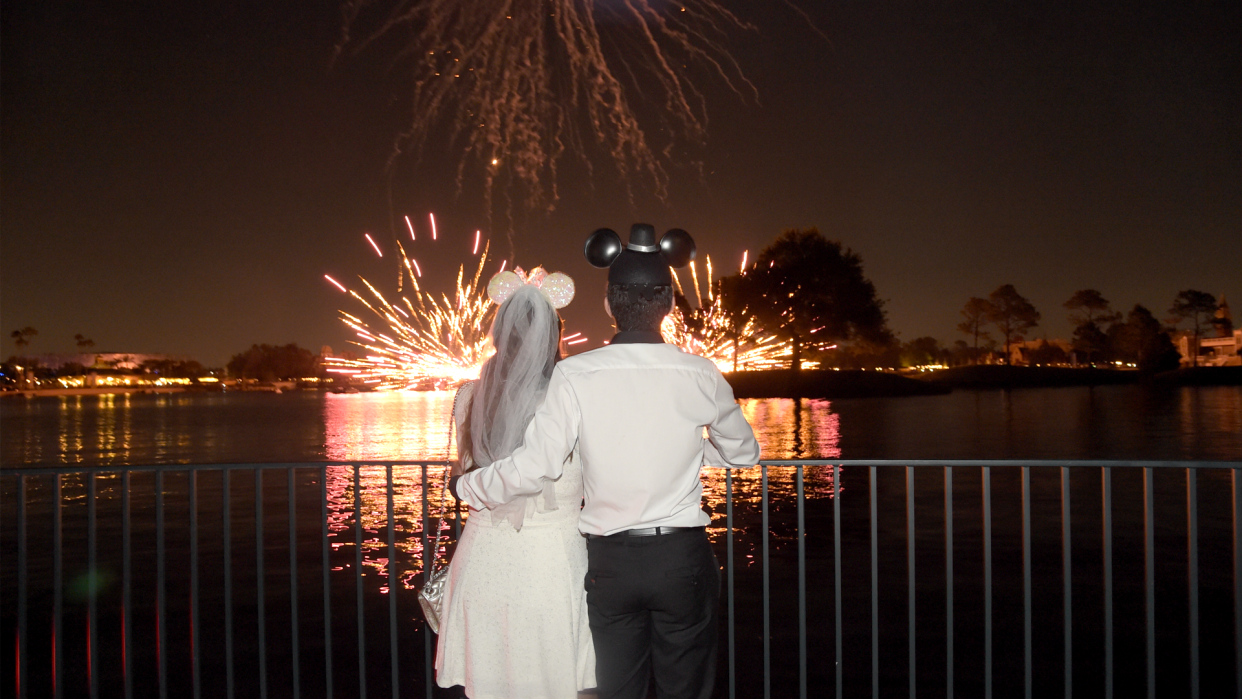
top-left (584, 223), bottom-right (696, 286)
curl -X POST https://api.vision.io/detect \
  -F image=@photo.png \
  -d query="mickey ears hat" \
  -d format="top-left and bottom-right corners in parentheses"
top-left (584, 223), bottom-right (696, 285)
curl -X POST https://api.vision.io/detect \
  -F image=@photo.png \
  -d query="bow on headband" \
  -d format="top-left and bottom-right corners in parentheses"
top-left (486, 266), bottom-right (575, 309)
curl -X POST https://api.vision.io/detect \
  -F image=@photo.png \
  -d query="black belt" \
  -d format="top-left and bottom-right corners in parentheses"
top-left (587, 526), bottom-right (703, 539)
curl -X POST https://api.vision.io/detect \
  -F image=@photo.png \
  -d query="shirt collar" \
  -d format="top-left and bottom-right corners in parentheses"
top-left (609, 330), bottom-right (665, 345)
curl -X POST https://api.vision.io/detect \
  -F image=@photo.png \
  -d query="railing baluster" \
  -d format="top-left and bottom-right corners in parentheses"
top-left (1187, 468), bottom-right (1199, 699)
top-left (190, 471), bottom-right (201, 699)
top-left (726, 467), bottom-right (735, 699)
top-left (1022, 465), bottom-right (1031, 699)
top-left (321, 465), bottom-right (334, 699)
top-left (906, 465), bottom-right (916, 699)
top-left (356, 465), bottom-right (367, 699)
top-left (53, 474), bottom-right (62, 699)
top-left (387, 464), bottom-right (399, 699)
top-left (289, 468), bottom-right (301, 699)
top-left (421, 465), bottom-right (431, 699)
top-left (1062, 465), bottom-right (1072, 699)
top-left (1144, 467), bottom-right (1154, 699)
top-left (17, 476), bottom-right (27, 699)
top-left (123, 471), bottom-right (133, 699)
top-left (1234, 468), bottom-right (1241, 699)
top-left (983, 466), bottom-right (993, 699)
top-left (834, 464), bottom-right (843, 699)
top-left (761, 465), bottom-right (770, 699)
top-left (5, 457), bottom-right (1241, 698)
top-left (88, 473), bottom-right (98, 699)
top-left (945, 465), bottom-right (953, 699)
top-left (1102, 466), bottom-right (1113, 699)
top-left (156, 470), bottom-right (166, 699)
top-left (797, 466), bottom-right (806, 699)
top-left (256, 469), bottom-right (268, 699)
top-left (871, 465), bottom-right (879, 699)
top-left (224, 469), bottom-right (235, 699)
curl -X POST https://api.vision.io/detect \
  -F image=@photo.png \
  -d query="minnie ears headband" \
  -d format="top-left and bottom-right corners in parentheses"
top-left (584, 223), bottom-right (696, 286)
top-left (487, 266), bottom-right (575, 309)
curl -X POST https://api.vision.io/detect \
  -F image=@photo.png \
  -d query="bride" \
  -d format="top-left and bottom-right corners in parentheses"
top-left (435, 270), bottom-right (596, 698)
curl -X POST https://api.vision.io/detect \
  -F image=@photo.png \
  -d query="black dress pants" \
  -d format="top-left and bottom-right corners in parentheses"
top-left (584, 528), bottom-right (720, 699)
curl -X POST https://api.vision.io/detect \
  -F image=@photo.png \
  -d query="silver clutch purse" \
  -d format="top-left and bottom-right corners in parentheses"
top-left (418, 561), bottom-right (451, 634)
top-left (418, 387), bottom-right (462, 634)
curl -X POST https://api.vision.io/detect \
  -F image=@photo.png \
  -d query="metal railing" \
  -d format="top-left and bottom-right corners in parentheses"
top-left (2, 459), bottom-right (1239, 698)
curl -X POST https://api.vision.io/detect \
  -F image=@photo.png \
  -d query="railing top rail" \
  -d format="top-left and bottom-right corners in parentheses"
top-left (1, 458), bottom-right (1238, 476)
top-left (0, 460), bottom-right (454, 476)
top-left (756, 458), bottom-right (1242, 469)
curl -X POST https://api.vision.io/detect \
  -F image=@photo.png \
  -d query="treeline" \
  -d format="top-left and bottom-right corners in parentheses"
top-left (705, 228), bottom-right (1229, 372)
top-left (952, 286), bottom-right (1228, 371)
top-left (226, 343), bottom-right (319, 381)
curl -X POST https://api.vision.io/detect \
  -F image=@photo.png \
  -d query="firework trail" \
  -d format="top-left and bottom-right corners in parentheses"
top-left (661, 255), bottom-right (823, 372)
top-left (324, 226), bottom-right (498, 389)
top-left (334, 0), bottom-right (756, 215)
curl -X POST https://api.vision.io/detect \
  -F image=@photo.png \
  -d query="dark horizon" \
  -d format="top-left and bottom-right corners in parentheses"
top-left (3, 2), bottom-right (1239, 366)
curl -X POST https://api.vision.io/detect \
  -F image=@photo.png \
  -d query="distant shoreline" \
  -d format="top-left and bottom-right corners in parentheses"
top-left (724, 365), bottom-right (1242, 399)
top-left (6, 366), bottom-right (1237, 401)
top-left (1, 386), bottom-right (195, 398)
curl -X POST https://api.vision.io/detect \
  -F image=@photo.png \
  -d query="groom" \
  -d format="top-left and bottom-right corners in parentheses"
top-left (453, 223), bottom-right (760, 699)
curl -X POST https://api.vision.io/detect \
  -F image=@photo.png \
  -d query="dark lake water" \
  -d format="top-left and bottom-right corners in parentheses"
top-left (1, 385), bottom-right (1240, 698)
top-left (2, 383), bottom-right (1240, 464)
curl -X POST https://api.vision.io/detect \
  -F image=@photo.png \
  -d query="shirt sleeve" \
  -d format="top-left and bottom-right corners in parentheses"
top-left (456, 366), bottom-right (579, 510)
top-left (703, 371), bottom-right (761, 468)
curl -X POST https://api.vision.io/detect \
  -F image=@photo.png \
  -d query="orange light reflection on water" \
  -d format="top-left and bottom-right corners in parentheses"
top-left (324, 391), bottom-right (461, 590)
top-left (322, 392), bottom-right (847, 587)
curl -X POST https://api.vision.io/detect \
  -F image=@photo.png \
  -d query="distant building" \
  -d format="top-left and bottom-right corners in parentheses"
top-left (28, 352), bottom-right (194, 371)
top-left (1175, 295), bottom-right (1241, 367)
top-left (1177, 331), bottom-right (1242, 367)
top-left (1007, 338), bottom-right (1073, 366)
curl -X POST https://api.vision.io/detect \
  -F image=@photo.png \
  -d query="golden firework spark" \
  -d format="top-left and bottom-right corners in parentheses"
top-left (324, 232), bottom-right (497, 390)
top-left (661, 255), bottom-right (823, 373)
top-left (334, 0), bottom-right (756, 215)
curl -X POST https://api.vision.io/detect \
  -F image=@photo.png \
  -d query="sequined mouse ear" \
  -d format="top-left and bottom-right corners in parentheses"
top-left (540, 272), bottom-right (575, 309)
top-left (487, 270), bottom-right (524, 305)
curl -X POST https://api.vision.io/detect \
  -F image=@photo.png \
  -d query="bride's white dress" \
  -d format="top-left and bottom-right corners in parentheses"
top-left (435, 382), bottom-right (596, 698)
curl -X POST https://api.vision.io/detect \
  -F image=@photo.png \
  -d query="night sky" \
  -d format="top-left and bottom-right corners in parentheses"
top-left (3, 1), bottom-right (1239, 366)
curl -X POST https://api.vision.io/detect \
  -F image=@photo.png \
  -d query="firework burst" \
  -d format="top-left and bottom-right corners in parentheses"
top-left (334, 0), bottom-right (756, 215)
top-left (324, 232), bottom-right (497, 390)
top-left (661, 255), bottom-right (822, 372)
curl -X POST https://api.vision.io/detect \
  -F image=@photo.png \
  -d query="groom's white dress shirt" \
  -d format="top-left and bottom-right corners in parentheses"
top-left (456, 338), bottom-right (761, 536)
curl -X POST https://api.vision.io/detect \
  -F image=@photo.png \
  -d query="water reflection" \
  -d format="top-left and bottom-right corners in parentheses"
top-left (320, 392), bottom-right (846, 588)
top-left (324, 391), bottom-right (457, 461)
top-left (323, 393), bottom-right (461, 590)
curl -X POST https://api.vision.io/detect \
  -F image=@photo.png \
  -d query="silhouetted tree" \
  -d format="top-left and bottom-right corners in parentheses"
top-left (140, 359), bottom-right (206, 378)
top-left (1071, 323), bottom-right (1111, 366)
top-left (1064, 289), bottom-right (1119, 366)
top-left (74, 334), bottom-right (95, 351)
top-left (957, 297), bottom-right (994, 365)
top-left (985, 285), bottom-right (1040, 364)
top-left (1027, 340), bottom-right (1070, 366)
top-left (227, 344), bottom-right (317, 381)
top-left (1109, 305), bottom-right (1180, 373)
top-left (719, 228), bottom-right (891, 372)
top-left (900, 336), bottom-right (947, 368)
top-left (1168, 290), bottom-right (1218, 367)
top-left (56, 362), bottom-right (88, 377)
top-left (1212, 296), bottom-right (1234, 337)
top-left (10, 327), bottom-right (37, 354)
